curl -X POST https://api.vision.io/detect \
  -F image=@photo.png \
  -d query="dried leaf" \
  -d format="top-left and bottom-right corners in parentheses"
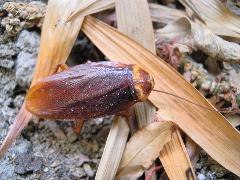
top-left (116, 121), bottom-right (173, 179)
top-left (0, 103), bottom-right (32, 159)
top-left (116, 0), bottom-right (155, 52)
top-left (149, 3), bottom-right (187, 24)
top-left (159, 129), bottom-right (196, 180)
top-left (179, 0), bottom-right (240, 40)
top-left (82, 16), bottom-right (240, 176)
top-left (96, 117), bottom-right (129, 179)
top-left (65, 0), bottom-right (114, 22)
top-left (155, 17), bottom-right (240, 64)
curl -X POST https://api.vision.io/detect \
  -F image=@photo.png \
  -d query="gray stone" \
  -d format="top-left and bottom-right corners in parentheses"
top-left (83, 163), bottom-right (94, 177)
top-left (197, 174), bottom-right (206, 180)
top-left (14, 153), bottom-right (43, 175)
top-left (16, 30), bottom-right (40, 54)
top-left (14, 140), bottom-right (31, 154)
top-left (15, 51), bottom-right (36, 87)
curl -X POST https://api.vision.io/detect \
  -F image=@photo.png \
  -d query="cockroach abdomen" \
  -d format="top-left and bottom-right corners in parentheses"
top-left (26, 61), bottom-right (154, 120)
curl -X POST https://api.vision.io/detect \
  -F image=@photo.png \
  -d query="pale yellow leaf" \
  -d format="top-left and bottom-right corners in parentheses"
top-left (179, 0), bottom-right (240, 40)
top-left (96, 117), bottom-right (129, 180)
top-left (116, 121), bottom-right (174, 178)
top-left (149, 3), bottom-right (187, 24)
top-left (65, 0), bottom-right (115, 22)
top-left (160, 129), bottom-right (196, 180)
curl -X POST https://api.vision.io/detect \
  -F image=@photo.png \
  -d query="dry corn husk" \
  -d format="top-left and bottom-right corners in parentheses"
top-left (160, 129), bottom-right (196, 180)
top-left (82, 16), bottom-right (240, 176)
top-left (65, 0), bottom-right (114, 22)
top-left (149, 3), bottom-right (187, 24)
top-left (116, 121), bottom-right (173, 179)
top-left (95, 117), bottom-right (129, 180)
top-left (179, 0), bottom-right (240, 40)
top-left (155, 17), bottom-right (240, 64)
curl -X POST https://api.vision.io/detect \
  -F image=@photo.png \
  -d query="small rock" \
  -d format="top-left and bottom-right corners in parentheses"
top-left (13, 95), bottom-right (25, 108)
top-left (43, 167), bottom-right (49, 173)
top-left (16, 30), bottom-right (40, 54)
top-left (197, 173), bottom-right (206, 180)
top-left (71, 167), bottom-right (86, 178)
top-left (15, 51), bottom-right (36, 87)
top-left (14, 140), bottom-right (31, 154)
top-left (83, 163), bottom-right (94, 177)
top-left (0, 59), bottom-right (14, 69)
top-left (14, 153), bottom-right (43, 175)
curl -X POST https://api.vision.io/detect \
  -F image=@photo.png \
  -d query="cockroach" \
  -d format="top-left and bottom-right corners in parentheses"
top-left (25, 61), bottom-right (227, 133)
top-left (26, 61), bottom-right (154, 132)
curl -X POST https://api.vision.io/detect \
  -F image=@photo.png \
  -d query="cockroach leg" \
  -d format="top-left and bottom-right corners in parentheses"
top-left (73, 119), bottom-right (84, 135)
top-left (53, 63), bottom-right (69, 74)
top-left (116, 110), bottom-right (131, 119)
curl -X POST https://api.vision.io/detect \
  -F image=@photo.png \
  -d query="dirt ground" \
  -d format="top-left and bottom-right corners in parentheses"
top-left (0, 0), bottom-right (239, 180)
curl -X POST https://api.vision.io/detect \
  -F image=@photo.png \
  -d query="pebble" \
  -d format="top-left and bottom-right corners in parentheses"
top-left (197, 174), bottom-right (206, 180)
top-left (14, 140), bottom-right (31, 154)
top-left (14, 153), bottom-right (43, 175)
top-left (83, 163), bottom-right (94, 177)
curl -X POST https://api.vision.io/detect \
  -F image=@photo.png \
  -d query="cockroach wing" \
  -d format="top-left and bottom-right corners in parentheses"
top-left (26, 62), bottom-right (138, 120)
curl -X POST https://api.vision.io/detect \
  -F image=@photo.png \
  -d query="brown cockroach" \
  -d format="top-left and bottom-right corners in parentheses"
top-left (26, 61), bottom-right (154, 132)
top-left (26, 61), bottom-right (226, 133)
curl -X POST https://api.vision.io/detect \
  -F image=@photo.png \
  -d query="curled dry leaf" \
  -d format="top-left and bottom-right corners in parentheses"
top-left (155, 17), bottom-right (240, 64)
top-left (179, 0), bottom-right (240, 40)
top-left (116, 121), bottom-right (174, 179)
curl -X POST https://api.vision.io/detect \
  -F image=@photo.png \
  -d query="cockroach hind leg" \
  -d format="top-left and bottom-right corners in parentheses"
top-left (73, 119), bottom-right (84, 135)
top-left (53, 63), bottom-right (69, 74)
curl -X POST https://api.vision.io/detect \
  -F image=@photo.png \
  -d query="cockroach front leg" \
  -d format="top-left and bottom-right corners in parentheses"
top-left (53, 63), bottom-right (69, 74)
top-left (73, 119), bottom-right (84, 135)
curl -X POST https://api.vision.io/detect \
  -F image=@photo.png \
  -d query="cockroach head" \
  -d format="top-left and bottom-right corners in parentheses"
top-left (131, 64), bottom-right (154, 101)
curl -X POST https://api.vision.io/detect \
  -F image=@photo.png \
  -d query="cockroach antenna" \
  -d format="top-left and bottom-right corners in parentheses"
top-left (152, 89), bottom-right (240, 114)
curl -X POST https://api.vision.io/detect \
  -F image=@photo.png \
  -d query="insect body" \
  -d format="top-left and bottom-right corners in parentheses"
top-left (26, 62), bottom-right (154, 120)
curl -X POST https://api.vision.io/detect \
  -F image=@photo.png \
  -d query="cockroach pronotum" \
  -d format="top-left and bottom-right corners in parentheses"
top-left (26, 61), bottom-right (154, 133)
top-left (26, 61), bottom-right (223, 133)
